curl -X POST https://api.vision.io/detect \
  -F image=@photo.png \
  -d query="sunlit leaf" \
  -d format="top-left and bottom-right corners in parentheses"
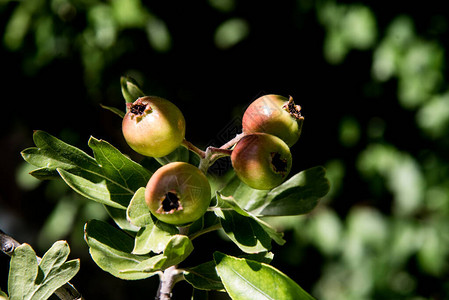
top-left (100, 104), bottom-right (126, 118)
top-left (84, 219), bottom-right (163, 280)
top-left (127, 187), bottom-right (153, 227)
top-left (105, 205), bottom-right (140, 233)
top-left (8, 244), bottom-right (38, 299)
top-left (120, 76), bottom-right (145, 103)
top-left (257, 166), bottom-right (330, 216)
top-left (21, 130), bottom-right (101, 179)
top-left (214, 252), bottom-right (316, 300)
top-left (22, 131), bottom-right (151, 211)
top-left (57, 168), bottom-right (127, 209)
top-left (8, 242), bottom-right (80, 300)
top-left (88, 136), bottom-right (151, 191)
top-left (160, 235), bottom-right (194, 269)
top-left (133, 221), bottom-right (178, 255)
top-left (215, 193), bottom-right (285, 246)
top-left (219, 173), bottom-right (269, 212)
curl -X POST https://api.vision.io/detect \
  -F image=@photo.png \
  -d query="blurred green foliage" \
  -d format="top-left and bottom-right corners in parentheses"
top-left (2, 0), bottom-right (449, 299)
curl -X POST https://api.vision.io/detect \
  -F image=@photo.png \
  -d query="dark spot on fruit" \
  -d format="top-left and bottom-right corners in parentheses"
top-left (271, 152), bottom-right (287, 174)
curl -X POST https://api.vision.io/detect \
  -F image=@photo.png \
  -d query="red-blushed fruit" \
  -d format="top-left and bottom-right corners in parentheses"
top-left (242, 94), bottom-right (304, 147)
top-left (122, 96), bottom-right (186, 158)
top-left (145, 162), bottom-right (211, 225)
top-left (231, 133), bottom-right (292, 190)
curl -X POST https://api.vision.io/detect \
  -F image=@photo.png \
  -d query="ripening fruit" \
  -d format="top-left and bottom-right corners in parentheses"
top-left (242, 94), bottom-right (304, 147)
top-left (231, 133), bottom-right (292, 190)
top-left (145, 162), bottom-right (211, 225)
top-left (122, 96), bottom-right (186, 157)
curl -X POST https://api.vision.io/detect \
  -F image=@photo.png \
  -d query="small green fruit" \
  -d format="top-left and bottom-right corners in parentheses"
top-left (231, 133), bottom-right (292, 190)
top-left (122, 96), bottom-right (186, 158)
top-left (242, 94), bottom-right (304, 147)
top-left (145, 162), bottom-right (211, 225)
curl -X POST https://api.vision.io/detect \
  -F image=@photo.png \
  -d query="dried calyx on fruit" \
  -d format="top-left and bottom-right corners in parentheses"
top-left (242, 94), bottom-right (304, 147)
top-left (158, 191), bottom-right (182, 214)
top-left (122, 96), bottom-right (186, 158)
top-left (283, 96), bottom-right (302, 120)
top-left (231, 133), bottom-right (292, 190)
top-left (129, 102), bottom-right (150, 117)
top-left (145, 162), bottom-right (211, 225)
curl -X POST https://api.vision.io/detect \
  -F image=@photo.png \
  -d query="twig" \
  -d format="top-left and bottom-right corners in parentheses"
top-left (0, 230), bottom-right (21, 256)
top-left (0, 229), bottom-right (84, 300)
top-left (155, 266), bottom-right (184, 300)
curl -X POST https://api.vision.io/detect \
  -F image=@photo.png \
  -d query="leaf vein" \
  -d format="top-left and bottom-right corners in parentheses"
top-left (228, 267), bottom-right (273, 300)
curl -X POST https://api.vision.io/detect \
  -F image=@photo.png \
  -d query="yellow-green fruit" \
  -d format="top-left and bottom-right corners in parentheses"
top-left (231, 133), bottom-right (292, 190)
top-left (122, 96), bottom-right (186, 157)
top-left (242, 94), bottom-right (304, 147)
top-left (145, 162), bottom-right (211, 225)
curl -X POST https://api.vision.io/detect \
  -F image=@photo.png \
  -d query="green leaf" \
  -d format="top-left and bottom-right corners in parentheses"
top-left (8, 242), bottom-right (80, 300)
top-left (100, 104), bottom-right (126, 118)
top-left (28, 167), bottom-right (59, 180)
top-left (161, 235), bottom-right (194, 269)
top-left (187, 212), bottom-right (221, 240)
top-left (84, 220), bottom-right (163, 280)
top-left (219, 172), bottom-right (270, 212)
top-left (257, 166), bottom-right (330, 216)
top-left (219, 167), bottom-right (330, 217)
top-left (154, 145), bottom-right (191, 165)
top-left (133, 221), bottom-right (178, 255)
top-left (8, 244), bottom-right (38, 299)
top-left (118, 255), bottom-right (167, 275)
top-left (22, 131), bottom-right (152, 211)
top-left (121, 76), bottom-right (145, 103)
top-left (214, 252), bottom-right (316, 300)
top-left (21, 130), bottom-right (102, 180)
top-left (124, 234), bottom-right (193, 274)
top-left (105, 205), bottom-right (140, 233)
top-left (57, 168), bottom-right (127, 209)
top-left (88, 137), bottom-right (151, 192)
top-left (127, 187), bottom-right (153, 227)
top-left (215, 193), bottom-right (285, 247)
top-left (184, 261), bottom-right (224, 291)
top-left (32, 260), bottom-right (80, 300)
top-left (240, 252), bottom-right (274, 264)
top-left (37, 241), bottom-right (71, 283)
top-left (214, 207), bottom-right (272, 254)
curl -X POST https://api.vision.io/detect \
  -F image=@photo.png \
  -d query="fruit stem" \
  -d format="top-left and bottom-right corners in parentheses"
top-left (219, 132), bottom-right (246, 150)
top-left (184, 132), bottom-right (245, 173)
top-left (182, 139), bottom-right (206, 159)
top-left (198, 146), bottom-right (233, 173)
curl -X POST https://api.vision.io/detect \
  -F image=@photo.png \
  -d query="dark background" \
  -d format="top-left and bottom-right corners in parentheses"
top-left (1, 1), bottom-right (449, 299)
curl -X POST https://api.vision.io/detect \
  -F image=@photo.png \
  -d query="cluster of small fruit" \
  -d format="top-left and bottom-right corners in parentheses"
top-left (121, 94), bottom-right (304, 225)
